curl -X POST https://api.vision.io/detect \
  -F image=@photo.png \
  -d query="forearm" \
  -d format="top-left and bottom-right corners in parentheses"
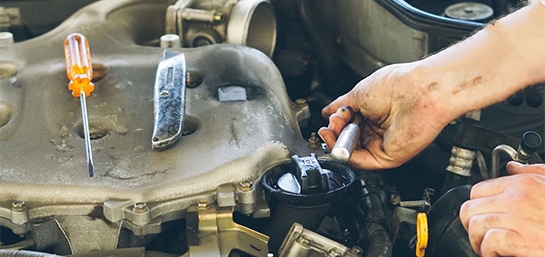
top-left (414, 1), bottom-right (545, 123)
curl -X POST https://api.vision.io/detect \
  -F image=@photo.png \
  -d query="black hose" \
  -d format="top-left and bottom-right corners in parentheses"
top-left (293, 0), bottom-right (341, 89)
top-left (354, 173), bottom-right (393, 257)
top-left (0, 250), bottom-right (61, 257)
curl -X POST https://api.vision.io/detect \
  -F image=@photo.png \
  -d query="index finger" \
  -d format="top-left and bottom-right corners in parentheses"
top-left (321, 93), bottom-right (360, 119)
top-left (470, 176), bottom-right (510, 199)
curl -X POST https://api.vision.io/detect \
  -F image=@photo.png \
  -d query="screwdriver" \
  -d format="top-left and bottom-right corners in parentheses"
top-left (64, 33), bottom-right (95, 177)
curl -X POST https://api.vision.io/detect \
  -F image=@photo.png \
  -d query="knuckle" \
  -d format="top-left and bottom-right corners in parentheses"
top-left (469, 182), bottom-right (487, 198)
top-left (467, 215), bottom-right (481, 230)
top-left (512, 174), bottom-right (543, 190)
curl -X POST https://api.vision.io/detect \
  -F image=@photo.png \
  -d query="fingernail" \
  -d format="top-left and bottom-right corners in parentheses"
top-left (317, 130), bottom-right (324, 139)
top-left (507, 161), bottom-right (526, 167)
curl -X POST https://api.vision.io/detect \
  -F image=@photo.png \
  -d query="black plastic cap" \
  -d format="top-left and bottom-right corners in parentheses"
top-left (521, 131), bottom-right (542, 154)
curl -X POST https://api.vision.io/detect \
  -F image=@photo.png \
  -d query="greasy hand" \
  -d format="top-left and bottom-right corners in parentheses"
top-left (318, 63), bottom-right (449, 170)
top-left (459, 162), bottom-right (545, 257)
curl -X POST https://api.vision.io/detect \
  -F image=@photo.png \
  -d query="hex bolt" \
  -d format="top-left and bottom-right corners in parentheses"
top-left (132, 202), bottom-right (149, 213)
top-left (239, 181), bottom-right (253, 192)
top-left (11, 201), bottom-right (25, 212)
top-left (295, 98), bottom-right (307, 108)
top-left (198, 199), bottom-right (210, 210)
top-left (308, 132), bottom-right (320, 148)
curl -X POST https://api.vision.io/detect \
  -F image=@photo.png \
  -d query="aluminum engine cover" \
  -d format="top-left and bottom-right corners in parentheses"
top-left (0, 0), bottom-right (303, 208)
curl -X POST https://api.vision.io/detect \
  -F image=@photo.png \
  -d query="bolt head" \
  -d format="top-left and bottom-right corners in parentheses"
top-left (198, 200), bottom-right (210, 210)
top-left (308, 132), bottom-right (320, 148)
top-left (239, 181), bottom-right (253, 191)
top-left (11, 201), bottom-right (25, 212)
top-left (132, 202), bottom-right (149, 213)
top-left (295, 98), bottom-right (307, 107)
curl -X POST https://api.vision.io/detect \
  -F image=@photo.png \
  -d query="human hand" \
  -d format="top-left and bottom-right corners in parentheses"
top-left (459, 162), bottom-right (545, 257)
top-left (318, 63), bottom-right (453, 170)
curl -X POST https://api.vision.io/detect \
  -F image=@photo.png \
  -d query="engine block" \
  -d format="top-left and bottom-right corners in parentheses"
top-left (0, 0), bottom-right (311, 253)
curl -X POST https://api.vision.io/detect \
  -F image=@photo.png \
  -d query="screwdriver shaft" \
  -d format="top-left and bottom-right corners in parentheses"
top-left (80, 90), bottom-right (94, 177)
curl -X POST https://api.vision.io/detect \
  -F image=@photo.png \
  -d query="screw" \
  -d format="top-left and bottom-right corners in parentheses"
top-left (240, 181), bottom-right (253, 192)
top-left (160, 90), bottom-right (169, 97)
top-left (198, 199), bottom-right (210, 210)
top-left (11, 201), bottom-right (25, 212)
top-left (308, 132), bottom-right (320, 148)
top-left (132, 202), bottom-right (149, 213)
top-left (295, 98), bottom-right (307, 108)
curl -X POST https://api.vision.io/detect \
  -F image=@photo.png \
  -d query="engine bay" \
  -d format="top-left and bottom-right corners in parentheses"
top-left (0, 0), bottom-right (543, 256)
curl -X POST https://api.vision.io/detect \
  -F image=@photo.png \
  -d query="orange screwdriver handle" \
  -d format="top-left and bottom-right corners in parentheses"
top-left (64, 33), bottom-right (95, 97)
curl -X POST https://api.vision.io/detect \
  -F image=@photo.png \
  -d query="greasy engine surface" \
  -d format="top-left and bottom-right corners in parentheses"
top-left (0, 0), bottom-right (308, 193)
top-left (0, 0), bottom-right (315, 254)
top-left (1, 0), bottom-right (543, 257)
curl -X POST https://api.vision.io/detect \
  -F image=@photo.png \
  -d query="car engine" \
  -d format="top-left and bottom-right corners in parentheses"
top-left (0, 0), bottom-right (543, 257)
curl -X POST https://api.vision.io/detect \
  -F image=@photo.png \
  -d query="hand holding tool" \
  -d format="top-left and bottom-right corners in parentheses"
top-left (330, 106), bottom-right (360, 163)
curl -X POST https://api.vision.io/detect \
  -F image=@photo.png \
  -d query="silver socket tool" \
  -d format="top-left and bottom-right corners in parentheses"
top-left (331, 123), bottom-right (360, 163)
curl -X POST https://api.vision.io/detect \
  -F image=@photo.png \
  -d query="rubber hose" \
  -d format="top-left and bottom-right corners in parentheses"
top-left (355, 175), bottom-right (393, 257)
top-left (294, 0), bottom-right (341, 88)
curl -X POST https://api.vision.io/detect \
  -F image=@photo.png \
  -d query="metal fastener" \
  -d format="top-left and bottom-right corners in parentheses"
top-left (132, 202), bottom-right (149, 213)
top-left (213, 13), bottom-right (224, 22)
top-left (308, 132), bottom-right (320, 148)
top-left (11, 201), bottom-right (25, 212)
top-left (295, 98), bottom-right (307, 108)
top-left (198, 199), bottom-right (210, 210)
top-left (239, 181), bottom-right (253, 192)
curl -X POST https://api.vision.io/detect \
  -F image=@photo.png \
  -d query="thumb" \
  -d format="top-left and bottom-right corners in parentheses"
top-left (506, 161), bottom-right (545, 176)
